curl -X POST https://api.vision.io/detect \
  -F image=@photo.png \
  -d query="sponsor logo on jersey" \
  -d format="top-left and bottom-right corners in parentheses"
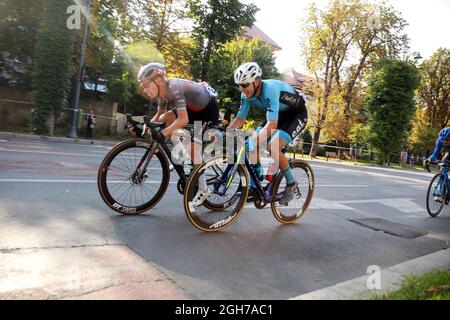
top-left (291, 117), bottom-right (307, 138)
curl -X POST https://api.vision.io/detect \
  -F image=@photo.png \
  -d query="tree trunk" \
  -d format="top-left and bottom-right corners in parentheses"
top-left (201, 41), bottom-right (212, 81)
top-left (47, 112), bottom-right (55, 136)
top-left (201, 24), bottom-right (214, 81)
top-left (309, 128), bottom-right (321, 158)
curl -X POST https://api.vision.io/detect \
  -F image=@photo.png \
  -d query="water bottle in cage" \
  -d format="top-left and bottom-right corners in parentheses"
top-left (260, 156), bottom-right (277, 182)
top-left (266, 162), bottom-right (278, 182)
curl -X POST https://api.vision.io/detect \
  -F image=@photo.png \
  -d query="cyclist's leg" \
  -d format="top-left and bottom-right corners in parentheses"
top-left (246, 126), bottom-right (264, 202)
top-left (270, 111), bottom-right (307, 204)
top-left (189, 103), bottom-right (219, 206)
top-left (268, 131), bottom-right (294, 181)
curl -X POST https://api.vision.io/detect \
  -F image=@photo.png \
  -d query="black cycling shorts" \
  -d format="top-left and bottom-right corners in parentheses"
top-left (170, 97), bottom-right (219, 124)
top-left (261, 93), bottom-right (308, 143)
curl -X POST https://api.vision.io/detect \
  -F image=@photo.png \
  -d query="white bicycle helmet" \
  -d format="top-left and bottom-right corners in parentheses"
top-left (137, 63), bottom-right (166, 83)
top-left (234, 62), bottom-right (262, 85)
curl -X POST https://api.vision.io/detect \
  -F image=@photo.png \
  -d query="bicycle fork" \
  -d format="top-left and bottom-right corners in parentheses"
top-left (133, 142), bottom-right (159, 182)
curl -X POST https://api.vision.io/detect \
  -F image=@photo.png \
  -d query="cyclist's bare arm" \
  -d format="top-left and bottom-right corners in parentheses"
top-left (151, 107), bottom-right (166, 123)
top-left (161, 108), bottom-right (189, 138)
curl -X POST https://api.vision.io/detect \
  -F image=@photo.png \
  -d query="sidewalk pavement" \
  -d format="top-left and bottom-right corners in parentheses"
top-left (0, 131), bottom-right (119, 147)
top-left (0, 244), bottom-right (188, 300)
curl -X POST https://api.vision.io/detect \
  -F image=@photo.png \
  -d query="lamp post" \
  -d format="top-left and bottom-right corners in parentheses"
top-left (68, 0), bottom-right (92, 139)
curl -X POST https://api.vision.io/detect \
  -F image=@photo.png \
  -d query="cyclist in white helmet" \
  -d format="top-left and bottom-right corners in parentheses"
top-left (134, 62), bottom-right (220, 205)
top-left (228, 62), bottom-right (308, 205)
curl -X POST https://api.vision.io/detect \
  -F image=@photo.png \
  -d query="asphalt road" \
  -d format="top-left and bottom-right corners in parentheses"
top-left (0, 137), bottom-right (449, 299)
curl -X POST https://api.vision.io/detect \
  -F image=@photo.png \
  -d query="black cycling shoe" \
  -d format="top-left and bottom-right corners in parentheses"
top-left (246, 188), bottom-right (257, 203)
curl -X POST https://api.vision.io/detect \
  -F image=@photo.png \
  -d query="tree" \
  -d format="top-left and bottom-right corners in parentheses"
top-left (417, 48), bottom-right (450, 130)
top-left (408, 107), bottom-right (439, 156)
top-left (301, 0), bottom-right (409, 157)
top-left (132, 0), bottom-right (193, 78)
top-left (31, 0), bottom-right (75, 135)
top-left (0, 0), bottom-right (43, 87)
top-left (188, 0), bottom-right (258, 81)
top-left (208, 38), bottom-right (279, 121)
top-left (348, 122), bottom-right (369, 147)
top-left (365, 59), bottom-right (419, 164)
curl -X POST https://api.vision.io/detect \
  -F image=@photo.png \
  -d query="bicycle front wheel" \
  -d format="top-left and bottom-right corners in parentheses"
top-left (183, 154), bottom-right (249, 232)
top-left (271, 159), bottom-right (315, 224)
top-left (426, 173), bottom-right (447, 217)
top-left (97, 138), bottom-right (170, 215)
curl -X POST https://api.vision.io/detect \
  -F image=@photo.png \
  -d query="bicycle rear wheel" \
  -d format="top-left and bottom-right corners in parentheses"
top-left (97, 138), bottom-right (170, 215)
top-left (426, 173), bottom-right (447, 217)
top-left (270, 159), bottom-right (315, 224)
top-left (183, 154), bottom-right (249, 232)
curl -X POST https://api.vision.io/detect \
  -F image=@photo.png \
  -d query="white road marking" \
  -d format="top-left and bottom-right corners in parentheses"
top-left (0, 178), bottom-right (176, 184)
top-left (340, 198), bottom-right (424, 213)
top-left (59, 162), bottom-right (91, 169)
top-left (312, 164), bottom-right (430, 185)
top-left (316, 184), bottom-right (370, 188)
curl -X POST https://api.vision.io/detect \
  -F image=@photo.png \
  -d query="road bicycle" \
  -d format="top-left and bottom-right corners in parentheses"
top-left (425, 160), bottom-right (450, 217)
top-left (97, 114), bottom-right (227, 215)
top-left (183, 132), bottom-right (315, 232)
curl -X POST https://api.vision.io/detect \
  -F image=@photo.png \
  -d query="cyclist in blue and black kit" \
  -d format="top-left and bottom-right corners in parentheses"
top-left (424, 127), bottom-right (450, 165)
top-left (227, 62), bottom-right (308, 205)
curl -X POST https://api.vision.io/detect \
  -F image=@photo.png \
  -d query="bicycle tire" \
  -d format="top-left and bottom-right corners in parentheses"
top-left (270, 159), bottom-right (315, 224)
top-left (97, 138), bottom-right (170, 215)
top-left (426, 173), bottom-right (446, 217)
top-left (183, 154), bottom-right (249, 232)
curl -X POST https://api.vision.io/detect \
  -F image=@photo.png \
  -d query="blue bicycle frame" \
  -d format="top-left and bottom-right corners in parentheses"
top-left (436, 163), bottom-right (450, 200)
top-left (212, 145), bottom-right (287, 203)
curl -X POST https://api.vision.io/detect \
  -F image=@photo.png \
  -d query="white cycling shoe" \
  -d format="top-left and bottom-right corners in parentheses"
top-left (191, 189), bottom-right (211, 207)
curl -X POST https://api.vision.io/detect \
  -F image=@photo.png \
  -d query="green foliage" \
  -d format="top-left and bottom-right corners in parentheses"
top-left (417, 48), bottom-right (450, 129)
top-left (0, 0), bottom-right (43, 87)
top-left (188, 0), bottom-right (258, 81)
top-left (208, 38), bottom-right (279, 122)
top-left (132, 0), bottom-right (192, 78)
top-left (365, 59), bottom-right (419, 163)
top-left (374, 267), bottom-right (450, 300)
top-left (348, 123), bottom-right (369, 145)
top-left (408, 106), bottom-right (440, 155)
top-left (102, 51), bottom-right (134, 105)
top-left (31, 0), bottom-right (75, 134)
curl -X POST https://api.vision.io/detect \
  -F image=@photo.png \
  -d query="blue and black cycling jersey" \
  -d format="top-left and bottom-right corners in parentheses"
top-left (236, 79), bottom-right (308, 144)
top-left (429, 136), bottom-right (450, 161)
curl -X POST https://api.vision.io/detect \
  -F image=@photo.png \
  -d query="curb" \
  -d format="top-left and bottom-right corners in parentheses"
top-left (291, 248), bottom-right (450, 300)
top-left (0, 131), bottom-right (119, 147)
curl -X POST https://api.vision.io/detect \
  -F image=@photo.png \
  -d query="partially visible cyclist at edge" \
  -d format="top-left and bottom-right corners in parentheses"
top-left (227, 62), bottom-right (308, 205)
top-left (424, 127), bottom-right (450, 166)
top-left (133, 62), bottom-right (220, 204)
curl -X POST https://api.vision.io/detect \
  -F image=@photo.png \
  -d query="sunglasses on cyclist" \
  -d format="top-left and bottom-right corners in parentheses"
top-left (239, 83), bottom-right (251, 88)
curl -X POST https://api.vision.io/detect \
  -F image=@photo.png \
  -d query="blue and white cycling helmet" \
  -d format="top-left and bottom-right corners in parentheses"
top-left (439, 127), bottom-right (450, 140)
top-left (234, 62), bottom-right (262, 85)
